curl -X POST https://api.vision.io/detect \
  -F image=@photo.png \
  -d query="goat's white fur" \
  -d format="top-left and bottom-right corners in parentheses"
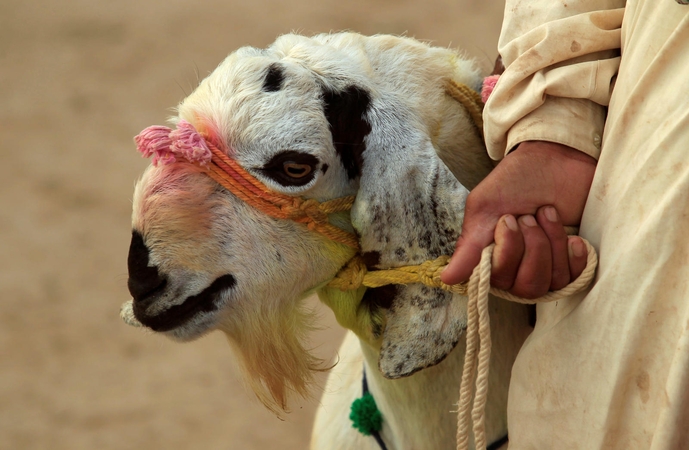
top-left (130, 32), bottom-right (530, 448)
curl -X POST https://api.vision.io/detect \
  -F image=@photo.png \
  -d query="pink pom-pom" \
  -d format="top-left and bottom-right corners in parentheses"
top-left (169, 120), bottom-right (212, 165)
top-left (481, 75), bottom-right (500, 104)
top-left (134, 120), bottom-right (213, 167)
top-left (135, 126), bottom-right (174, 166)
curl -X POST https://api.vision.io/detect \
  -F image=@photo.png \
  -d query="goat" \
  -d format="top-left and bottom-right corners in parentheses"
top-left (123, 32), bottom-right (532, 449)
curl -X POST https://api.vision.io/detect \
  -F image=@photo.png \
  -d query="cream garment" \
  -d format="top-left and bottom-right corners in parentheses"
top-left (483, 1), bottom-right (689, 448)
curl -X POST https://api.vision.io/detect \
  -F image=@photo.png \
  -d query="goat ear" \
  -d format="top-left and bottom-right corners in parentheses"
top-left (350, 124), bottom-right (472, 378)
top-left (378, 286), bottom-right (468, 379)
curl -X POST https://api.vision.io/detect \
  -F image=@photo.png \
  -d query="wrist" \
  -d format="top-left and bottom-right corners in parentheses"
top-left (513, 141), bottom-right (597, 166)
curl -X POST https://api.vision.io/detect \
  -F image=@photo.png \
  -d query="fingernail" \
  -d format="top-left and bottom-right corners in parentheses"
top-left (570, 238), bottom-right (585, 257)
top-left (504, 215), bottom-right (519, 231)
top-left (441, 259), bottom-right (451, 273)
top-left (520, 215), bottom-right (537, 227)
top-left (545, 206), bottom-right (558, 222)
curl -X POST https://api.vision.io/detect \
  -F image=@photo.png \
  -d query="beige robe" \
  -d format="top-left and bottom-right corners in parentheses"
top-left (483, 1), bottom-right (689, 448)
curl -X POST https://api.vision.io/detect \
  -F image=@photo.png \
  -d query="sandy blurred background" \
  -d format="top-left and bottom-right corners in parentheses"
top-left (0, 1), bottom-right (504, 448)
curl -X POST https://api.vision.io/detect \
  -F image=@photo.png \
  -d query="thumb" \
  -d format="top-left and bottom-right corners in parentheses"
top-left (441, 210), bottom-right (499, 285)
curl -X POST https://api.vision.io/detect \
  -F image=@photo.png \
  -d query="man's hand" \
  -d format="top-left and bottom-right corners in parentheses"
top-left (440, 141), bottom-right (596, 298)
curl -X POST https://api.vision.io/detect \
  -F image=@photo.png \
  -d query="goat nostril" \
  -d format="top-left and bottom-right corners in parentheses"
top-left (127, 231), bottom-right (167, 302)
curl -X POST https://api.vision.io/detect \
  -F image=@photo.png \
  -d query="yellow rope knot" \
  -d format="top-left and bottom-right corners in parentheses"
top-left (328, 257), bottom-right (367, 291)
top-left (417, 256), bottom-right (450, 287)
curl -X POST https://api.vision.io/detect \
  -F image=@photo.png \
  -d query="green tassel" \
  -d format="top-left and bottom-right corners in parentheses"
top-left (349, 392), bottom-right (383, 436)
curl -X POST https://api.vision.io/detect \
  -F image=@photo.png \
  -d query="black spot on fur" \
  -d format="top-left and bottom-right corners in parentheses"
top-left (362, 285), bottom-right (397, 311)
top-left (262, 63), bottom-right (284, 92)
top-left (409, 289), bottom-right (447, 309)
top-left (410, 295), bottom-right (423, 307)
top-left (322, 85), bottom-right (372, 180)
top-left (361, 251), bottom-right (381, 269)
top-left (430, 167), bottom-right (442, 229)
top-left (371, 322), bottom-right (383, 339)
top-left (369, 195), bottom-right (396, 245)
top-left (321, 163), bottom-right (329, 174)
top-left (419, 230), bottom-right (433, 251)
top-left (362, 284), bottom-right (399, 339)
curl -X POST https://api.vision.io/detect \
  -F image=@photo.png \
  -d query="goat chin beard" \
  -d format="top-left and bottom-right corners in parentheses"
top-left (218, 298), bottom-right (327, 416)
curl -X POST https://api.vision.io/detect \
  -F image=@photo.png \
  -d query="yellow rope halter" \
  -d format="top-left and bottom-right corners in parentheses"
top-left (445, 79), bottom-right (484, 139)
top-left (327, 254), bottom-right (469, 295)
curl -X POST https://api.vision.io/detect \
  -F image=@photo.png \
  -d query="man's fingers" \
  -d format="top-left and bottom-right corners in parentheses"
top-left (568, 236), bottom-right (588, 281)
top-left (536, 206), bottom-right (571, 291)
top-left (441, 200), bottom-right (500, 285)
top-left (510, 215), bottom-right (552, 298)
top-left (490, 215), bottom-right (524, 290)
top-left (441, 233), bottom-right (491, 285)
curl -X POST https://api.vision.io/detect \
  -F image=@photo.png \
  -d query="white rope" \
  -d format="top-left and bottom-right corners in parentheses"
top-left (456, 237), bottom-right (598, 450)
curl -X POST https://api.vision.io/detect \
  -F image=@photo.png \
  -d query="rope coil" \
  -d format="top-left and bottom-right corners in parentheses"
top-left (455, 238), bottom-right (598, 450)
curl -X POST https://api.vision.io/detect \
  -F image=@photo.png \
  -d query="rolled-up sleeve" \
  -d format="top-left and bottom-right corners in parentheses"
top-left (484, 2), bottom-right (625, 160)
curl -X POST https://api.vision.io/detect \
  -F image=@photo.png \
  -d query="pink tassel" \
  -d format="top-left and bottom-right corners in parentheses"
top-left (169, 120), bottom-right (212, 165)
top-left (134, 120), bottom-right (213, 167)
top-left (135, 126), bottom-right (175, 166)
top-left (481, 75), bottom-right (500, 104)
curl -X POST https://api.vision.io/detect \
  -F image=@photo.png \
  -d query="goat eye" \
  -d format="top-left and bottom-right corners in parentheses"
top-left (260, 150), bottom-right (319, 187)
top-left (283, 162), bottom-right (312, 178)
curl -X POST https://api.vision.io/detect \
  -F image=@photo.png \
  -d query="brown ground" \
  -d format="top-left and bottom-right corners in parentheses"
top-left (0, 1), bottom-right (504, 448)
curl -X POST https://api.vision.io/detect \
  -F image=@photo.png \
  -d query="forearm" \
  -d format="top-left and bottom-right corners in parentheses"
top-left (485, 1), bottom-right (625, 160)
